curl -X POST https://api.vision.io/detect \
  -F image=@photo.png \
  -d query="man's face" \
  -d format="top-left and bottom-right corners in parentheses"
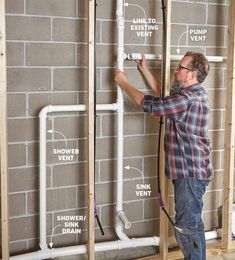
top-left (174, 56), bottom-right (194, 86)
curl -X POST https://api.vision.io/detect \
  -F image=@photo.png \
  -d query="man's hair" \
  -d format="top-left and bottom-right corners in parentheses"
top-left (184, 51), bottom-right (210, 83)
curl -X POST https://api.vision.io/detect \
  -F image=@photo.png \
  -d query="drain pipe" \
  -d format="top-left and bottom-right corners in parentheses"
top-left (116, 0), bottom-right (131, 240)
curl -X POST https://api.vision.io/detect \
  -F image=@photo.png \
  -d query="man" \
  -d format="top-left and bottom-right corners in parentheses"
top-left (115, 51), bottom-right (213, 260)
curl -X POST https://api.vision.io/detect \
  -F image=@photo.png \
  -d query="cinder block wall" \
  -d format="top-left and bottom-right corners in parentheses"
top-left (5, 0), bottom-right (228, 258)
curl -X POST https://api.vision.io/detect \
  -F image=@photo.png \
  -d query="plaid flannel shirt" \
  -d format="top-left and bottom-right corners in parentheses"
top-left (142, 83), bottom-right (213, 180)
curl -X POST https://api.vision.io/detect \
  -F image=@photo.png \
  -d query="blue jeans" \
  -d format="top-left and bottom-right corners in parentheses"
top-left (173, 177), bottom-right (210, 260)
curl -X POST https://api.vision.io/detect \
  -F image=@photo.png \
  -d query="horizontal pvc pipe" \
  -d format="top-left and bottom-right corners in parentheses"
top-left (40, 103), bottom-right (118, 114)
top-left (126, 53), bottom-right (226, 63)
top-left (10, 230), bottom-right (221, 259)
top-left (10, 237), bottom-right (160, 260)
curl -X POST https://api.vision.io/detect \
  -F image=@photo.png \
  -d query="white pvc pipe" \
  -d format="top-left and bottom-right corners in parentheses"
top-left (116, 0), bottom-right (131, 238)
top-left (10, 237), bottom-right (160, 260)
top-left (10, 229), bottom-right (221, 259)
top-left (39, 103), bottom-right (119, 249)
top-left (126, 53), bottom-right (226, 63)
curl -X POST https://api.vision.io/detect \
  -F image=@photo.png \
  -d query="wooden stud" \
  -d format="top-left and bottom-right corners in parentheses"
top-left (88, 0), bottom-right (95, 259)
top-left (222, 0), bottom-right (235, 252)
top-left (0, 0), bottom-right (9, 258)
top-left (159, 1), bottom-right (171, 259)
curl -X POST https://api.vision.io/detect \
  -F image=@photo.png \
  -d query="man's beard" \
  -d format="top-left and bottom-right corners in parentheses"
top-left (170, 79), bottom-right (185, 95)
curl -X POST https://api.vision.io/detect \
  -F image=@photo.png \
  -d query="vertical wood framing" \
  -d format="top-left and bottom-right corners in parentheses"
top-left (0, 0), bottom-right (9, 258)
top-left (222, 0), bottom-right (235, 252)
top-left (159, 1), bottom-right (171, 259)
top-left (88, 0), bottom-right (95, 259)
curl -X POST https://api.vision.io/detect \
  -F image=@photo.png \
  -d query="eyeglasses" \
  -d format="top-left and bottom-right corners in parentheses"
top-left (176, 64), bottom-right (194, 72)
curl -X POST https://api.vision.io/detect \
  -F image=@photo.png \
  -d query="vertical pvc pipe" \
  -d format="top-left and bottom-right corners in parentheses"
top-left (116, 0), bottom-right (131, 240)
top-left (88, 0), bottom-right (95, 258)
top-left (39, 107), bottom-right (50, 250)
top-left (116, 0), bottom-right (124, 214)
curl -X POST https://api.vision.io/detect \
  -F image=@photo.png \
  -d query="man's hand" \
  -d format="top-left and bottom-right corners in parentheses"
top-left (135, 54), bottom-right (148, 73)
top-left (114, 69), bottom-right (127, 86)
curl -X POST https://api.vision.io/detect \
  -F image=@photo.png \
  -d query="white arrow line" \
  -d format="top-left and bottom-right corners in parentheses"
top-left (177, 30), bottom-right (188, 54)
top-left (48, 129), bottom-right (68, 147)
top-left (124, 3), bottom-right (147, 45)
top-left (124, 165), bottom-right (144, 183)
top-left (49, 224), bottom-right (61, 248)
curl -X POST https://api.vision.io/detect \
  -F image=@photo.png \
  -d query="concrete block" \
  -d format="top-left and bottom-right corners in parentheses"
top-left (96, 137), bottom-right (116, 160)
top-left (96, 0), bottom-right (116, 20)
top-left (54, 115), bottom-right (87, 139)
top-left (145, 113), bottom-right (160, 134)
top-left (8, 143), bottom-right (26, 167)
top-left (210, 150), bottom-right (221, 171)
top-left (208, 130), bottom-right (224, 150)
top-left (9, 241), bottom-right (27, 256)
top-left (26, 43), bottom-right (75, 66)
top-left (172, 2), bottom-right (206, 24)
top-left (95, 182), bottom-right (116, 205)
top-left (208, 89), bottom-right (225, 109)
top-left (124, 113), bottom-right (145, 135)
top-left (9, 167), bottom-right (39, 192)
top-left (7, 93), bottom-right (26, 117)
top-left (7, 68), bottom-right (51, 92)
top-left (77, 0), bottom-right (87, 18)
top-left (6, 0), bottom-right (24, 14)
top-left (50, 187), bottom-right (77, 211)
top-left (202, 210), bottom-right (220, 231)
top-left (96, 91), bottom-right (116, 105)
top-left (54, 68), bottom-right (87, 91)
top-left (27, 0), bottom-right (77, 17)
top-left (52, 162), bottom-right (87, 187)
top-left (207, 170), bottom-right (223, 191)
top-left (144, 198), bottom-right (160, 219)
top-left (76, 44), bottom-right (87, 67)
top-left (9, 193), bottom-right (26, 216)
top-left (10, 216), bottom-right (39, 240)
top-left (96, 45), bottom-right (116, 67)
top-left (6, 42), bottom-right (24, 66)
top-left (101, 114), bottom-right (116, 137)
top-left (77, 185), bottom-right (87, 208)
top-left (123, 200), bottom-right (144, 222)
top-left (9, 214), bottom-right (52, 240)
top-left (208, 110), bottom-right (222, 130)
top-left (100, 68), bottom-right (116, 91)
top-left (208, 4), bottom-right (228, 26)
top-left (203, 191), bottom-right (221, 211)
top-left (8, 118), bottom-right (38, 142)
top-left (204, 67), bottom-right (225, 90)
top-left (6, 16), bottom-right (51, 41)
top-left (143, 156), bottom-right (158, 178)
top-left (126, 219), bottom-right (159, 238)
top-left (124, 135), bottom-right (158, 157)
top-left (53, 18), bottom-right (87, 43)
